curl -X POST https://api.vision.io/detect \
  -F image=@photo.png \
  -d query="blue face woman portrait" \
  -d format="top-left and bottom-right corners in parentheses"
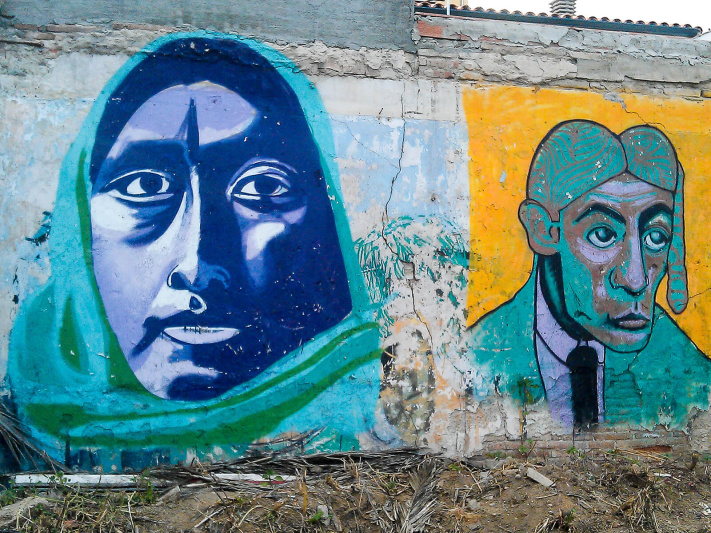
top-left (8, 34), bottom-right (381, 465)
top-left (89, 38), bottom-right (353, 400)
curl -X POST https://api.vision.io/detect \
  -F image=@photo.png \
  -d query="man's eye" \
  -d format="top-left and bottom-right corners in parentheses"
top-left (105, 170), bottom-right (178, 203)
top-left (232, 175), bottom-right (291, 200)
top-left (644, 229), bottom-right (670, 253)
top-left (587, 226), bottom-right (617, 249)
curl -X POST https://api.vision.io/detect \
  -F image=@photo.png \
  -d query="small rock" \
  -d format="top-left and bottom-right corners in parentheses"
top-left (156, 485), bottom-right (181, 504)
top-left (45, 489), bottom-right (63, 500)
top-left (527, 467), bottom-right (554, 488)
top-left (0, 496), bottom-right (51, 526)
top-left (467, 499), bottom-right (481, 511)
top-left (317, 504), bottom-right (330, 527)
top-left (483, 459), bottom-right (501, 470)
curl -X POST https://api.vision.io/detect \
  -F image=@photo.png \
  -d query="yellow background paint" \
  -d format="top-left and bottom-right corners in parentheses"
top-left (463, 86), bottom-right (711, 355)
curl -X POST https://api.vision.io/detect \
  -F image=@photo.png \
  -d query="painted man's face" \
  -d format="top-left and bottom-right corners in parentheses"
top-left (91, 82), bottom-right (351, 400)
top-left (557, 174), bottom-right (674, 352)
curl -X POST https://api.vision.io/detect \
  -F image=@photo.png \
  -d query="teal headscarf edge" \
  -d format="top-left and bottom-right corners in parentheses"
top-left (7, 31), bottom-right (381, 456)
top-left (55, 30), bottom-right (372, 321)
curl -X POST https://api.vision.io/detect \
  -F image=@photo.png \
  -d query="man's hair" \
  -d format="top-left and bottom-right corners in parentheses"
top-left (526, 120), bottom-right (687, 313)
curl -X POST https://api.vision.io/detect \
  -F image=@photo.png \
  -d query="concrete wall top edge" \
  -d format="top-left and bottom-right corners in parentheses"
top-left (1, 0), bottom-right (416, 51)
top-left (415, 14), bottom-right (711, 59)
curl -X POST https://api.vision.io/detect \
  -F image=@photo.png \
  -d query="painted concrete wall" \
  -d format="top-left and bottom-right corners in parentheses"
top-left (2, 13), bottom-right (711, 470)
top-left (1, 0), bottom-right (415, 51)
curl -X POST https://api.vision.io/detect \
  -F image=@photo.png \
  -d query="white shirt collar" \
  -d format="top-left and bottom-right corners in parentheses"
top-left (535, 272), bottom-right (605, 365)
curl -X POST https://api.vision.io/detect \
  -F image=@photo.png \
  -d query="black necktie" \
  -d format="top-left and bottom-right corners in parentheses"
top-left (567, 345), bottom-right (599, 427)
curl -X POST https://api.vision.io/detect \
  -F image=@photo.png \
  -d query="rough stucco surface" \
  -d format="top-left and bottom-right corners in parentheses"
top-left (2, 13), bottom-right (711, 466)
top-left (1, 0), bottom-right (415, 51)
top-left (414, 16), bottom-right (711, 90)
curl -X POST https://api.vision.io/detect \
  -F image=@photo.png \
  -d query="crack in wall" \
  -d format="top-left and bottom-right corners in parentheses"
top-left (379, 82), bottom-right (438, 354)
top-left (381, 84), bottom-right (407, 257)
top-left (332, 116), bottom-right (399, 171)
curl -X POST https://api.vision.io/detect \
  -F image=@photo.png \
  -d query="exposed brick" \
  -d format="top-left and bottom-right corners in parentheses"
top-left (422, 57), bottom-right (461, 70)
top-left (418, 48), bottom-right (440, 57)
top-left (459, 72), bottom-right (482, 81)
top-left (111, 22), bottom-right (167, 31)
top-left (663, 86), bottom-right (701, 98)
top-left (429, 68), bottom-right (454, 79)
top-left (12, 23), bottom-right (41, 31)
top-left (417, 20), bottom-right (443, 39)
top-left (26, 32), bottom-right (56, 41)
top-left (593, 432), bottom-right (634, 441)
top-left (45, 24), bottom-right (98, 33)
top-left (571, 432), bottom-right (593, 441)
top-left (537, 441), bottom-right (576, 450)
top-left (553, 79), bottom-right (591, 90)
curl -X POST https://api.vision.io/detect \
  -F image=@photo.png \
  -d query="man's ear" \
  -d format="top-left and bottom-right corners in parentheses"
top-left (518, 200), bottom-right (560, 255)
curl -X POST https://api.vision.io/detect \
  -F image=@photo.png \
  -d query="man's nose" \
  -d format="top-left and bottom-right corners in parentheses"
top-left (611, 235), bottom-right (648, 295)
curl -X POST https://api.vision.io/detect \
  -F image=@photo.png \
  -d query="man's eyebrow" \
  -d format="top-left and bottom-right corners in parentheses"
top-left (573, 203), bottom-right (625, 225)
top-left (640, 204), bottom-right (673, 229)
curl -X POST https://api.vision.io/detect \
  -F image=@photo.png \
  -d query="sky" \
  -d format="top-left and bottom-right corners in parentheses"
top-left (470, 0), bottom-right (711, 32)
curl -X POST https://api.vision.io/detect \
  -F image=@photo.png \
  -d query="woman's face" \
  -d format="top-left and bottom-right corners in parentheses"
top-left (91, 81), bottom-right (351, 400)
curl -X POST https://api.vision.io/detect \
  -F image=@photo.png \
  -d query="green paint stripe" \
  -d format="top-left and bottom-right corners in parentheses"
top-left (26, 323), bottom-right (378, 433)
top-left (48, 348), bottom-right (380, 448)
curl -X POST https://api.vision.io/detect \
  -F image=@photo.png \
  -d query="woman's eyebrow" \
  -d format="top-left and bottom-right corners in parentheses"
top-left (110, 141), bottom-right (187, 169)
top-left (640, 204), bottom-right (673, 229)
top-left (95, 141), bottom-right (189, 190)
top-left (573, 203), bottom-right (625, 225)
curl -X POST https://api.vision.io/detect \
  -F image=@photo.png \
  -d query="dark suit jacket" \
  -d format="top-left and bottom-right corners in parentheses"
top-left (468, 269), bottom-right (711, 427)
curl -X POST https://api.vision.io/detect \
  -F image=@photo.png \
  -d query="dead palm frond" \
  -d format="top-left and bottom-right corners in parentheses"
top-left (0, 399), bottom-right (66, 472)
top-left (392, 458), bottom-right (442, 533)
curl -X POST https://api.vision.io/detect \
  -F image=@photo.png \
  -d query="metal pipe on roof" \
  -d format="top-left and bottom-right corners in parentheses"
top-left (550, 0), bottom-right (576, 16)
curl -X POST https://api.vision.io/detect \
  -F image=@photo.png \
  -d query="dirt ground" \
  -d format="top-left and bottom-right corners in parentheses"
top-left (2, 447), bottom-right (711, 532)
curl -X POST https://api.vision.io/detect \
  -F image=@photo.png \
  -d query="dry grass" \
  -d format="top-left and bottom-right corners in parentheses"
top-left (1, 448), bottom-right (711, 532)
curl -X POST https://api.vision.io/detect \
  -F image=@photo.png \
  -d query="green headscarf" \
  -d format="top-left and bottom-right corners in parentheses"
top-left (8, 32), bottom-right (381, 467)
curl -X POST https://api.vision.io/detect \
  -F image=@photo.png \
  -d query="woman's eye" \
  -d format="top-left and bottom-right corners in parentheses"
top-left (232, 175), bottom-right (291, 200)
top-left (105, 171), bottom-right (178, 203)
top-left (587, 226), bottom-right (617, 249)
top-left (227, 162), bottom-right (302, 211)
top-left (644, 229), bottom-right (670, 252)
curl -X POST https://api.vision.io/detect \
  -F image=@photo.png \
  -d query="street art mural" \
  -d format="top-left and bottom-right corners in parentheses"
top-left (6, 33), bottom-right (383, 468)
top-left (464, 87), bottom-right (711, 434)
top-left (5, 34), bottom-right (711, 471)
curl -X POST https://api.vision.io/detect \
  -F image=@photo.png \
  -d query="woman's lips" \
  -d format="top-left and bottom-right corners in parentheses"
top-left (162, 326), bottom-right (240, 344)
